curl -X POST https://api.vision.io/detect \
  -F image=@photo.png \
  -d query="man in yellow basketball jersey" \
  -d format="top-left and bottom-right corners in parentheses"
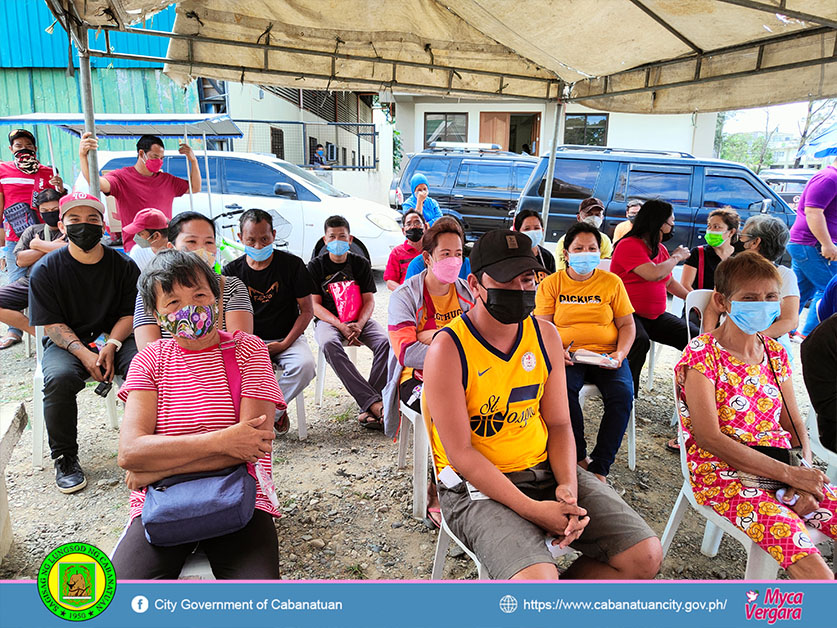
top-left (423, 230), bottom-right (661, 580)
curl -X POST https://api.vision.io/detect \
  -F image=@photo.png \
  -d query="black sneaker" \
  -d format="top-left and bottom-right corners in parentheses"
top-left (54, 455), bottom-right (87, 494)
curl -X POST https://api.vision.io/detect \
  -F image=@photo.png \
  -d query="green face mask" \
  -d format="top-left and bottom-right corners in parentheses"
top-left (704, 230), bottom-right (726, 247)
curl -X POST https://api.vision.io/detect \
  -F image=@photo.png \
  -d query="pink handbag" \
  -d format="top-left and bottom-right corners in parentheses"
top-left (327, 280), bottom-right (362, 322)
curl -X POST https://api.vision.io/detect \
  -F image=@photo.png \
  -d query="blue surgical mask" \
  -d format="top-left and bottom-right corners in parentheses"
top-left (728, 301), bottom-right (781, 335)
top-left (567, 251), bottom-right (600, 275)
top-left (523, 229), bottom-right (544, 248)
top-left (326, 240), bottom-right (351, 256)
top-left (245, 244), bottom-right (274, 262)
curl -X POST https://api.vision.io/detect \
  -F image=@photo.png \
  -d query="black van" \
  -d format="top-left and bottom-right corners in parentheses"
top-left (390, 143), bottom-right (538, 240)
top-left (516, 146), bottom-right (794, 252)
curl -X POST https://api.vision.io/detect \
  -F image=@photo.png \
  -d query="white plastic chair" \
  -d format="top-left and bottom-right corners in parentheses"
top-left (31, 326), bottom-right (120, 468)
top-left (415, 411), bottom-right (487, 579)
top-left (314, 341), bottom-right (358, 405)
top-left (806, 406), bottom-right (837, 483)
top-left (661, 383), bottom-right (832, 578)
top-left (271, 364), bottom-right (309, 440)
top-left (644, 267), bottom-right (686, 392)
top-left (578, 383), bottom-right (636, 471)
top-left (685, 289), bottom-right (714, 343)
top-left (396, 401), bottom-right (430, 520)
top-left (596, 258), bottom-right (611, 271)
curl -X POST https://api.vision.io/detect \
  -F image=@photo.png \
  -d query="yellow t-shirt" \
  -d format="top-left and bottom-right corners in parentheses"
top-left (426, 314), bottom-right (551, 474)
top-left (534, 269), bottom-right (634, 353)
top-left (400, 284), bottom-right (464, 384)
top-left (555, 231), bottom-right (613, 270)
top-left (612, 220), bottom-right (632, 242)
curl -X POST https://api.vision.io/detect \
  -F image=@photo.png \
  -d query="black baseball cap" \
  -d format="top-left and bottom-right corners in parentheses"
top-left (470, 229), bottom-right (546, 283)
top-left (8, 129), bottom-right (36, 146)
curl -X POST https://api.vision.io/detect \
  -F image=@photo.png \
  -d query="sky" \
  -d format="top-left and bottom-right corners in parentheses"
top-left (723, 101), bottom-right (834, 135)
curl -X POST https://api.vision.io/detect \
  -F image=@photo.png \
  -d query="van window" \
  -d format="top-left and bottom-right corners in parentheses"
top-left (165, 155), bottom-right (219, 191)
top-left (513, 164), bottom-right (535, 192)
top-left (703, 175), bottom-right (764, 210)
top-left (615, 168), bottom-right (691, 205)
top-left (412, 157), bottom-right (452, 188)
top-left (536, 160), bottom-right (600, 199)
top-left (224, 159), bottom-right (287, 196)
top-left (100, 157), bottom-right (135, 173)
top-left (455, 162), bottom-right (512, 190)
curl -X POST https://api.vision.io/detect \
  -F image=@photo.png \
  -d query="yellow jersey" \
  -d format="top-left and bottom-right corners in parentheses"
top-left (426, 313), bottom-right (551, 474)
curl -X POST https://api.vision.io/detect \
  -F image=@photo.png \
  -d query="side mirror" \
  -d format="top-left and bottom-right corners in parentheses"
top-left (274, 182), bottom-right (297, 199)
top-left (761, 199), bottom-right (771, 214)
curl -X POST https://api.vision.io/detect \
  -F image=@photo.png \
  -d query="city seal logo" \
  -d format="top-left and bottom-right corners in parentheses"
top-left (38, 543), bottom-right (116, 621)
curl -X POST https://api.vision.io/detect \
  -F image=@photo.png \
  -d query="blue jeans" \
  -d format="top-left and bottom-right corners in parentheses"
top-left (2, 241), bottom-right (25, 337)
top-left (788, 242), bottom-right (837, 336)
top-left (565, 360), bottom-right (634, 477)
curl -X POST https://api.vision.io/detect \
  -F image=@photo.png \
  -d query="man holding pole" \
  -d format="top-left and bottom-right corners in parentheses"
top-left (78, 133), bottom-right (201, 251)
top-left (0, 129), bottom-right (65, 350)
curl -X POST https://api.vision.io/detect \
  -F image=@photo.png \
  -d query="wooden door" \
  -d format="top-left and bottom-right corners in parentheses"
top-left (479, 112), bottom-right (510, 150)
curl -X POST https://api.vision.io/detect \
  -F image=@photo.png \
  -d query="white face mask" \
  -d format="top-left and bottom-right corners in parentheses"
top-left (583, 215), bottom-right (603, 230)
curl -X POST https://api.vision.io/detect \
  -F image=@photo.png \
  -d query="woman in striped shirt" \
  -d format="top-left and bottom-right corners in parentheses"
top-left (112, 250), bottom-right (285, 579)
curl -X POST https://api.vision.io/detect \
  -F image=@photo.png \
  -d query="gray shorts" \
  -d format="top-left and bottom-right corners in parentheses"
top-left (438, 462), bottom-right (656, 580)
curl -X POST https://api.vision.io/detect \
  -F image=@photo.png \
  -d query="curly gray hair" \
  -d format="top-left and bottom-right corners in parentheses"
top-left (742, 214), bottom-right (789, 264)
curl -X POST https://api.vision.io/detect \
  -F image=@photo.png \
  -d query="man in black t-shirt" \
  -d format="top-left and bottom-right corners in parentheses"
top-left (28, 192), bottom-right (139, 493)
top-left (308, 215), bottom-right (389, 429)
top-left (223, 209), bottom-right (317, 434)
top-left (801, 313), bottom-right (837, 454)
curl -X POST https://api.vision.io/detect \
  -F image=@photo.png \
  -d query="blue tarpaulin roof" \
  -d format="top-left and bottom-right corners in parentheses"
top-left (0, 113), bottom-right (242, 138)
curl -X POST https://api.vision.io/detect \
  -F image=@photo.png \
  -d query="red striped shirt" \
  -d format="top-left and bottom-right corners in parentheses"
top-left (118, 331), bottom-right (285, 521)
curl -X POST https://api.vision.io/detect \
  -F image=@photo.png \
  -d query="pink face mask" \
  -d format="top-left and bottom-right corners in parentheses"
top-left (144, 157), bottom-right (163, 173)
top-left (430, 256), bottom-right (462, 284)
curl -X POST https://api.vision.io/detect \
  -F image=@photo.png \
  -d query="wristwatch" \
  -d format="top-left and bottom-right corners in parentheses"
top-left (105, 338), bottom-right (123, 351)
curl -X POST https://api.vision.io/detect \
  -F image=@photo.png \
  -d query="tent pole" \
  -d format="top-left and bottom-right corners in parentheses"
top-left (184, 127), bottom-right (194, 211)
top-left (77, 28), bottom-right (100, 197)
top-left (46, 126), bottom-right (57, 179)
top-left (540, 99), bottom-right (561, 237)
top-left (203, 132), bottom-right (212, 218)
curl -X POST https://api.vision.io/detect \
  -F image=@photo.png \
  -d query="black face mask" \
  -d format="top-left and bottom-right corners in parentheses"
top-left (40, 211), bottom-right (60, 227)
top-left (481, 284), bottom-right (537, 324)
top-left (661, 226), bottom-right (675, 242)
top-left (405, 228), bottom-right (423, 243)
top-left (65, 223), bottom-right (103, 251)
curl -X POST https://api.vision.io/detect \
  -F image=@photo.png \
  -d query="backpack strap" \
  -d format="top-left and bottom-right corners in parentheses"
top-left (218, 330), bottom-right (241, 418)
top-left (697, 246), bottom-right (705, 290)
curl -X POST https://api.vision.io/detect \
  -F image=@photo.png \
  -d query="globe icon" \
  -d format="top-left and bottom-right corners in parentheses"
top-left (499, 595), bottom-right (518, 614)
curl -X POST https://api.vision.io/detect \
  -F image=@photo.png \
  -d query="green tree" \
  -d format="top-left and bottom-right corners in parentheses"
top-left (720, 132), bottom-right (775, 172)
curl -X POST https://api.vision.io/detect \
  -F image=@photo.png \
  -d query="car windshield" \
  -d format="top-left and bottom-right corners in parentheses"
top-left (274, 161), bottom-right (349, 197)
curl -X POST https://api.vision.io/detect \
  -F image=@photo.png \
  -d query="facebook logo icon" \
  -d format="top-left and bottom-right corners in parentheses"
top-left (131, 595), bottom-right (149, 614)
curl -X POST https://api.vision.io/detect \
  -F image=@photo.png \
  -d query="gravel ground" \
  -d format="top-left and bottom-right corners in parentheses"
top-left (0, 271), bottom-right (831, 580)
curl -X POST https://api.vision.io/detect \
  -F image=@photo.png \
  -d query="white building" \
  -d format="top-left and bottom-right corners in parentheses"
top-left (391, 96), bottom-right (718, 160)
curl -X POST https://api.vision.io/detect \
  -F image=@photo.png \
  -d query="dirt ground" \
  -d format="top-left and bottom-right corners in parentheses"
top-left (0, 271), bottom-right (831, 580)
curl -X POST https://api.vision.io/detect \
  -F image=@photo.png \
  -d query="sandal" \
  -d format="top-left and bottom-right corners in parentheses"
top-left (0, 333), bottom-right (22, 350)
top-left (274, 410), bottom-right (290, 435)
top-left (426, 506), bottom-right (442, 529)
top-left (665, 437), bottom-right (680, 453)
top-left (358, 412), bottom-right (384, 431)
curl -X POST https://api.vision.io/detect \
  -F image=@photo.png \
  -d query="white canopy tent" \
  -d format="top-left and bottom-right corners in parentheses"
top-left (43, 0), bottom-right (837, 221)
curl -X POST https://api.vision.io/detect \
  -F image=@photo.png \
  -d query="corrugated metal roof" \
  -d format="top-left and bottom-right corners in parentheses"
top-left (0, 0), bottom-right (174, 69)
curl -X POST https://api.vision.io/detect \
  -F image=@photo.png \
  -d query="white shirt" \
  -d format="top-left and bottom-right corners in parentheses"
top-left (129, 245), bottom-right (155, 271)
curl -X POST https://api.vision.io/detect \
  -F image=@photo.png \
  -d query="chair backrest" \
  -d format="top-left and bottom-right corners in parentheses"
top-left (685, 289), bottom-right (714, 342)
top-left (35, 325), bottom-right (45, 365)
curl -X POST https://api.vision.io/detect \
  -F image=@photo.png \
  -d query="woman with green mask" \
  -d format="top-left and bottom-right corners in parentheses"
top-left (680, 207), bottom-right (739, 295)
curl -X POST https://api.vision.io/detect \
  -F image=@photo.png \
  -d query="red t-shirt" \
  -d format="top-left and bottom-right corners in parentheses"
top-left (383, 240), bottom-right (422, 284)
top-left (105, 166), bottom-right (189, 251)
top-left (610, 236), bottom-right (671, 319)
top-left (0, 162), bottom-right (57, 241)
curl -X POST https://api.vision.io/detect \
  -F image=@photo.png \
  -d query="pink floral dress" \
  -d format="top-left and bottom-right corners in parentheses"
top-left (675, 333), bottom-right (837, 569)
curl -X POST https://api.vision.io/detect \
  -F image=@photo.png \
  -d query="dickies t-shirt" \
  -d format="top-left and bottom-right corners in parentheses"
top-left (223, 250), bottom-right (315, 340)
top-left (105, 166), bottom-right (189, 251)
top-left (118, 331), bottom-right (285, 521)
top-left (0, 162), bottom-right (58, 241)
top-left (28, 246), bottom-right (139, 344)
top-left (307, 252), bottom-right (376, 319)
top-left (610, 236), bottom-right (671, 320)
top-left (534, 268), bottom-right (634, 353)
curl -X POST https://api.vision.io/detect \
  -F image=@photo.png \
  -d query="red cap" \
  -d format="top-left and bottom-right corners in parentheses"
top-left (122, 208), bottom-right (169, 238)
top-left (58, 192), bottom-right (105, 217)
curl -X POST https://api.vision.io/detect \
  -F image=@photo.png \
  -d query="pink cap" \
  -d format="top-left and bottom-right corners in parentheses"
top-left (59, 192), bottom-right (105, 217)
top-left (122, 208), bottom-right (169, 238)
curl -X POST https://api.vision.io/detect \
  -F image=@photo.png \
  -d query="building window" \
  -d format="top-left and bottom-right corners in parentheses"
top-left (424, 113), bottom-right (468, 147)
top-left (270, 127), bottom-right (284, 160)
top-left (564, 114), bottom-right (608, 146)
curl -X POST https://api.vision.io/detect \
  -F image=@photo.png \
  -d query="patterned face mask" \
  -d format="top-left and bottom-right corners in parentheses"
top-left (155, 303), bottom-right (218, 339)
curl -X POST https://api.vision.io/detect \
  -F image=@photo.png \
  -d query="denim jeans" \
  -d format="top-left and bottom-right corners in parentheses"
top-left (565, 360), bottom-right (634, 476)
top-left (788, 242), bottom-right (837, 336)
top-left (2, 241), bottom-right (25, 337)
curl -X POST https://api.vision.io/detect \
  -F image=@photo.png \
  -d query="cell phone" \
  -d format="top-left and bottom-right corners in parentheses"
top-left (94, 381), bottom-right (113, 398)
